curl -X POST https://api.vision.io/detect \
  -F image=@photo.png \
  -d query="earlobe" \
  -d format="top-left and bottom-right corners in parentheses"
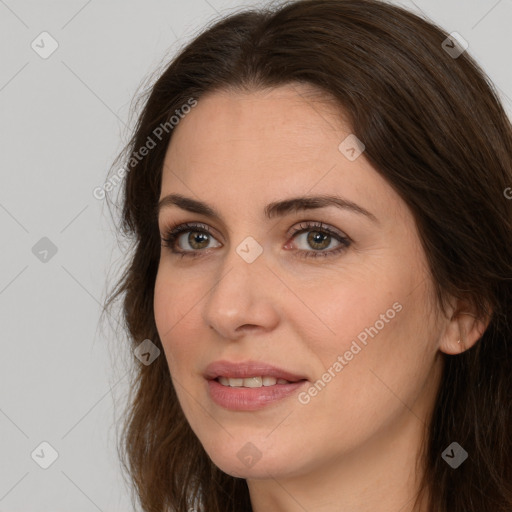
top-left (439, 320), bottom-right (465, 355)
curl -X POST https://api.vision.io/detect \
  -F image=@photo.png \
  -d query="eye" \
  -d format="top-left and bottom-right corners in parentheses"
top-left (160, 222), bottom-right (221, 258)
top-left (160, 220), bottom-right (351, 259)
top-left (287, 221), bottom-right (351, 259)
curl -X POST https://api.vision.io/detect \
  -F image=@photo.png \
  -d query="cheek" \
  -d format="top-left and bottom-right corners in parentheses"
top-left (153, 270), bottom-right (200, 371)
top-left (299, 263), bottom-right (435, 397)
top-left (154, 265), bottom-right (205, 332)
top-left (154, 274), bottom-right (174, 333)
top-left (292, 268), bottom-right (403, 360)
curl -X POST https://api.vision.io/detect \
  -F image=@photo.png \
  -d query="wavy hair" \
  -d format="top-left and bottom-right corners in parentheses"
top-left (103, 0), bottom-right (512, 510)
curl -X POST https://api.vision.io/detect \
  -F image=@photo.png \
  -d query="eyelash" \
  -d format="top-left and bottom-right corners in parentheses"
top-left (160, 221), bottom-right (351, 260)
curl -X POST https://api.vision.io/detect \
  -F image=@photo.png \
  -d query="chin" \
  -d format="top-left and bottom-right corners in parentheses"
top-left (202, 438), bottom-right (308, 480)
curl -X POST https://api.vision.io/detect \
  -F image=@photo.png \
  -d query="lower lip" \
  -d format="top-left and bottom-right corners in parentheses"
top-left (206, 378), bottom-right (308, 411)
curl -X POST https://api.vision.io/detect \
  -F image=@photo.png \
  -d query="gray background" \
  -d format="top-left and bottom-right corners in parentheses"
top-left (1, 0), bottom-right (511, 510)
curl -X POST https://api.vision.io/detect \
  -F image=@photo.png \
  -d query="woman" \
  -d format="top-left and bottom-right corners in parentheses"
top-left (103, 0), bottom-right (512, 510)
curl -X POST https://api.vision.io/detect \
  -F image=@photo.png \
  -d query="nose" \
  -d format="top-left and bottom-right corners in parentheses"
top-left (202, 242), bottom-right (280, 340)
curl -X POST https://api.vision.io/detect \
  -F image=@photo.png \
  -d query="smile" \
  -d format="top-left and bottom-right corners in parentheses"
top-left (217, 376), bottom-right (295, 387)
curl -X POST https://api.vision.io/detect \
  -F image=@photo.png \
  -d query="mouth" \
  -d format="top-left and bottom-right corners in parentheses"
top-left (204, 360), bottom-right (309, 411)
top-left (214, 376), bottom-right (306, 387)
top-left (204, 359), bottom-right (308, 383)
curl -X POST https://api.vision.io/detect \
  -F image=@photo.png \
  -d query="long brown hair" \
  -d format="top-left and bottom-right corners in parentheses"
top-left (103, 0), bottom-right (512, 510)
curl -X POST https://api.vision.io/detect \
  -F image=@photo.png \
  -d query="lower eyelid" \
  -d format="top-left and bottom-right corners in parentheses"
top-left (161, 222), bottom-right (351, 257)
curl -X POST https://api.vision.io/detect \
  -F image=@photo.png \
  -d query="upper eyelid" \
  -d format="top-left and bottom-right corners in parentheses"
top-left (161, 220), bottom-right (349, 244)
top-left (160, 221), bottom-right (352, 261)
top-left (291, 221), bottom-right (348, 237)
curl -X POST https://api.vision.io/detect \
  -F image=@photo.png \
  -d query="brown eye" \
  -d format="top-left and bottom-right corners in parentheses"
top-left (305, 231), bottom-right (332, 250)
top-left (184, 231), bottom-right (211, 250)
top-left (161, 222), bottom-right (221, 256)
top-left (289, 221), bottom-right (351, 259)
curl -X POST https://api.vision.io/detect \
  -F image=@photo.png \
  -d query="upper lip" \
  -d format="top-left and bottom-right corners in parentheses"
top-left (204, 360), bottom-right (308, 382)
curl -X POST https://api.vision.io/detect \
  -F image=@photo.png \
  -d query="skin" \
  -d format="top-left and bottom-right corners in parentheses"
top-left (153, 83), bottom-right (487, 512)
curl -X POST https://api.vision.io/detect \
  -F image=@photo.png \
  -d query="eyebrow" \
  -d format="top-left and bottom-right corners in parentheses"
top-left (156, 193), bottom-right (378, 224)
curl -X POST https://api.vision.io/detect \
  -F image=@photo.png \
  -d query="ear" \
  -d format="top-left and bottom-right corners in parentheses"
top-left (438, 297), bottom-right (491, 355)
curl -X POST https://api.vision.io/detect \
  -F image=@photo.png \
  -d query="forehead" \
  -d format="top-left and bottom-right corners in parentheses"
top-left (159, 84), bottom-right (403, 225)
top-left (163, 84), bottom-right (351, 181)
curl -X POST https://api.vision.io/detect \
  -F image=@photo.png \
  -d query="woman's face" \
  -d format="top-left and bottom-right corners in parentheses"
top-left (154, 84), bottom-right (445, 481)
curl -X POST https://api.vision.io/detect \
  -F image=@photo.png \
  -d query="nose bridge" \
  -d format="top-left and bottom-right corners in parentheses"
top-left (216, 230), bottom-right (268, 293)
top-left (208, 234), bottom-right (265, 310)
top-left (202, 233), bottom-right (277, 337)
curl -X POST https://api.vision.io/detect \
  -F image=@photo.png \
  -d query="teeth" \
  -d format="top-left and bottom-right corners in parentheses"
top-left (244, 376), bottom-right (263, 388)
top-left (262, 376), bottom-right (277, 386)
top-left (217, 376), bottom-right (292, 387)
